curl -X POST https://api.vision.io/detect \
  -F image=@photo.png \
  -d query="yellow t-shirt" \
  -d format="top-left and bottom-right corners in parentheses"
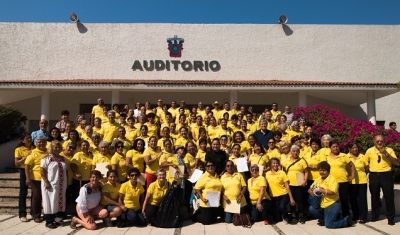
top-left (220, 172), bottom-right (247, 207)
top-left (145, 123), bottom-right (159, 139)
top-left (111, 152), bottom-right (127, 181)
top-left (207, 126), bottom-right (219, 140)
top-left (191, 125), bottom-right (205, 140)
top-left (25, 148), bottom-right (48, 180)
top-left (300, 145), bottom-right (312, 158)
top-left (194, 172), bottom-right (223, 207)
top-left (93, 126), bottom-right (105, 137)
top-left (159, 151), bottom-right (175, 175)
top-left (238, 141), bottom-right (251, 154)
top-left (147, 180), bottom-right (170, 206)
top-left (116, 138), bottom-right (132, 155)
top-left (247, 176), bottom-right (271, 205)
top-left (248, 153), bottom-right (269, 167)
top-left (196, 149), bottom-right (206, 163)
top-left (71, 151), bottom-right (93, 181)
top-left (15, 145), bottom-right (35, 168)
top-left (100, 181), bottom-right (121, 207)
top-left (266, 148), bottom-right (280, 160)
top-left (282, 157), bottom-right (308, 186)
top-left (303, 150), bottom-right (327, 180)
top-left (320, 147), bottom-right (331, 159)
top-left (365, 146), bottom-right (396, 172)
top-left (348, 153), bottom-right (368, 184)
top-left (103, 122), bottom-right (120, 143)
top-left (92, 153), bottom-right (112, 166)
top-left (311, 174), bottom-right (339, 208)
top-left (119, 181), bottom-right (145, 211)
top-left (143, 147), bottom-right (160, 175)
top-left (126, 149), bottom-right (145, 173)
top-left (92, 105), bottom-right (104, 118)
top-left (157, 138), bottom-right (174, 151)
top-left (60, 152), bottom-right (74, 186)
top-left (265, 170), bottom-right (289, 197)
top-left (175, 137), bottom-right (189, 148)
top-left (125, 127), bottom-right (138, 142)
top-left (247, 122), bottom-right (258, 134)
top-left (326, 153), bottom-right (351, 183)
top-left (184, 153), bottom-right (196, 173)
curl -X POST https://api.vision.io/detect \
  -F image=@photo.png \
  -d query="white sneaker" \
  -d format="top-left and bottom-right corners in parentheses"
top-left (103, 218), bottom-right (112, 227)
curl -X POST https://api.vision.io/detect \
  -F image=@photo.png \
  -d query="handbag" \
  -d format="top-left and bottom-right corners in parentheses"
top-left (232, 213), bottom-right (252, 228)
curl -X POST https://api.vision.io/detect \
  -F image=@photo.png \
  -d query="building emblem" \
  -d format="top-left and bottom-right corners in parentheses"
top-left (167, 35), bottom-right (184, 58)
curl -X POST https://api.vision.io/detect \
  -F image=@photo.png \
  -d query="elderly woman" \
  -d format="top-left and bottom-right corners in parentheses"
top-left (40, 141), bottom-right (67, 228)
top-left (126, 138), bottom-right (146, 173)
top-left (347, 142), bottom-right (368, 224)
top-left (144, 136), bottom-right (162, 188)
top-left (118, 168), bottom-right (146, 227)
top-left (248, 164), bottom-right (271, 224)
top-left (279, 141), bottom-right (291, 163)
top-left (320, 134), bottom-right (332, 158)
top-left (326, 140), bottom-right (355, 218)
top-left (70, 170), bottom-right (108, 230)
top-left (15, 133), bottom-right (35, 222)
top-left (142, 169), bottom-right (171, 224)
top-left (221, 160), bottom-right (247, 223)
top-left (71, 140), bottom-right (93, 202)
top-left (282, 145), bottom-right (309, 224)
top-left (100, 170), bottom-right (123, 227)
top-left (25, 135), bottom-right (48, 223)
top-left (194, 160), bottom-right (223, 225)
top-left (308, 161), bottom-right (352, 228)
top-left (111, 141), bottom-right (128, 183)
top-left (265, 158), bottom-right (295, 224)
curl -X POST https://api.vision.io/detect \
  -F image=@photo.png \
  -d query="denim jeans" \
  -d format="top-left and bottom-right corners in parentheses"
top-left (271, 194), bottom-right (290, 221)
top-left (309, 200), bottom-right (347, 229)
top-left (250, 199), bottom-right (271, 222)
top-left (225, 207), bottom-right (246, 223)
top-left (126, 209), bottom-right (146, 226)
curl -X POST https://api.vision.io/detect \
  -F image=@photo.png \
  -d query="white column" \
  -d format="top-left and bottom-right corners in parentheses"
top-left (229, 90), bottom-right (238, 107)
top-left (298, 91), bottom-right (307, 107)
top-left (367, 91), bottom-right (376, 125)
top-left (40, 90), bottom-right (50, 120)
top-left (111, 90), bottom-right (120, 105)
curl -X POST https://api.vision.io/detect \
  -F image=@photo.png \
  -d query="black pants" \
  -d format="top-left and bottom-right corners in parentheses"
top-left (271, 194), bottom-right (290, 221)
top-left (145, 205), bottom-right (159, 223)
top-left (349, 183), bottom-right (368, 221)
top-left (289, 186), bottom-right (305, 213)
top-left (369, 172), bottom-right (395, 223)
top-left (30, 180), bottom-right (42, 219)
top-left (196, 207), bottom-right (219, 225)
top-left (19, 169), bottom-right (29, 218)
top-left (338, 182), bottom-right (350, 217)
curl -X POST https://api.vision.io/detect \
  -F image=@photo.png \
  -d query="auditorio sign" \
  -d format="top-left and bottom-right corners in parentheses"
top-left (131, 35), bottom-right (221, 72)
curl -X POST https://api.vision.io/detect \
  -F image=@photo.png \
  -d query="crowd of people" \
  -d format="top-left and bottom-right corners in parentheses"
top-left (14, 98), bottom-right (399, 231)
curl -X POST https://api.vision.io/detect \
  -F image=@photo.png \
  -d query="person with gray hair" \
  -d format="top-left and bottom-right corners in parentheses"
top-left (254, 118), bottom-right (274, 149)
top-left (320, 134), bottom-right (333, 158)
top-left (248, 163), bottom-right (272, 224)
top-left (31, 119), bottom-right (49, 144)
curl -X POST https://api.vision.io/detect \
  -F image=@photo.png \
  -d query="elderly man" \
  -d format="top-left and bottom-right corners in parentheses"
top-left (283, 106), bottom-right (294, 125)
top-left (365, 135), bottom-right (399, 225)
top-left (31, 119), bottom-right (49, 144)
top-left (254, 119), bottom-right (274, 149)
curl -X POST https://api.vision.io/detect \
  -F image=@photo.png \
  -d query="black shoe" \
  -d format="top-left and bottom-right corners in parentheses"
top-left (317, 221), bottom-right (325, 226)
top-left (388, 221), bottom-right (395, 226)
top-left (299, 216), bottom-right (305, 224)
top-left (116, 220), bottom-right (127, 228)
top-left (346, 216), bottom-right (354, 227)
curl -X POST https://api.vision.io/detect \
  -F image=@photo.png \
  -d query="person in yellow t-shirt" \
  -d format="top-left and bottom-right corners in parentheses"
top-left (24, 136), bottom-right (48, 222)
top-left (60, 142), bottom-right (76, 206)
top-left (136, 125), bottom-right (150, 149)
top-left (145, 113), bottom-right (159, 139)
top-left (303, 138), bottom-right (326, 192)
top-left (308, 161), bottom-right (351, 229)
top-left (195, 139), bottom-right (206, 166)
top-left (232, 131), bottom-right (251, 156)
top-left (125, 117), bottom-right (138, 142)
top-left (142, 168), bottom-right (171, 224)
top-left (158, 139), bottom-right (176, 179)
top-left (174, 126), bottom-right (190, 149)
top-left (265, 158), bottom-right (295, 224)
top-left (118, 168), bottom-right (146, 226)
top-left (194, 160), bottom-right (223, 225)
top-left (270, 103), bottom-right (281, 122)
top-left (326, 140), bottom-right (355, 218)
top-left (266, 138), bottom-right (280, 160)
top-left (221, 160), bottom-right (247, 223)
top-left (207, 116), bottom-right (219, 140)
top-left (320, 134), bottom-right (332, 158)
top-left (100, 170), bottom-right (123, 225)
top-left (70, 140), bottom-right (93, 200)
top-left (347, 143), bottom-right (368, 223)
top-left (282, 144), bottom-right (309, 224)
top-left (91, 141), bottom-right (112, 182)
top-left (143, 136), bottom-right (162, 189)
top-left (239, 120), bottom-right (251, 141)
top-left (111, 141), bottom-right (128, 183)
top-left (102, 111), bottom-right (120, 143)
top-left (91, 98), bottom-right (105, 123)
top-left (92, 117), bottom-right (104, 140)
top-left (247, 142), bottom-right (269, 175)
top-left (126, 138), bottom-right (146, 173)
top-left (248, 164), bottom-right (271, 224)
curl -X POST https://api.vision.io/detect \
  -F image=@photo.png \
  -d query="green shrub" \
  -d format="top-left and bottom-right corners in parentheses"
top-left (0, 105), bottom-right (22, 144)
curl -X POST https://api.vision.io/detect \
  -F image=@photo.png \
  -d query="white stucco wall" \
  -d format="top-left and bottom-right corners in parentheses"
top-left (0, 23), bottom-right (399, 83)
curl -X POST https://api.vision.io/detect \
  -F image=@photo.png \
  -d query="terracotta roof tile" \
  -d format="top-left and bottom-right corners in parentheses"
top-left (0, 79), bottom-right (396, 86)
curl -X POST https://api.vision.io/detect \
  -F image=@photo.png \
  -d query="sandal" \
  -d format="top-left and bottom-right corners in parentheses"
top-left (70, 217), bottom-right (77, 229)
top-left (45, 223), bottom-right (58, 229)
top-left (34, 218), bottom-right (43, 223)
top-left (20, 217), bottom-right (29, 222)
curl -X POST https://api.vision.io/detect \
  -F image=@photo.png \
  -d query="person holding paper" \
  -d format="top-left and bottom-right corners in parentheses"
top-left (92, 141), bottom-right (112, 181)
top-left (159, 139), bottom-right (176, 179)
top-left (229, 144), bottom-right (243, 171)
top-left (265, 158), bottom-right (295, 224)
top-left (248, 164), bottom-right (272, 225)
top-left (282, 145), bottom-right (309, 224)
top-left (221, 160), bottom-right (247, 223)
top-left (193, 160), bottom-right (223, 225)
top-left (111, 141), bottom-right (128, 183)
top-left (248, 142), bottom-right (269, 174)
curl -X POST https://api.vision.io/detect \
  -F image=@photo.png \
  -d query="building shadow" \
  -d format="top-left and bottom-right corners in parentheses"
top-left (282, 24), bottom-right (293, 36)
top-left (77, 23), bottom-right (88, 34)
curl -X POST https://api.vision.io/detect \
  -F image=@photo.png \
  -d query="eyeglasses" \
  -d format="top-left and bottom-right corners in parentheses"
top-left (130, 174), bottom-right (139, 177)
top-left (250, 168), bottom-right (259, 171)
top-left (116, 146), bottom-right (124, 148)
top-left (226, 165), bottom-right (234, 168)
top-left (206, 165), bottom-right (215, 168)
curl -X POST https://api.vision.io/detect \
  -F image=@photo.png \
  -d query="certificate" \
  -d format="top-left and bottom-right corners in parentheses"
top-left (95, 163), bottom-right (109, 177)
top-left (296, 172), bottom-right (305, 186)
top-left (223, 200), bottom-right (241, 213)
top-left (169, 165), bottom-right (185, 178)
top-left (258, 164), bottom-right (264, 175)
top-left (189, 169), bottom-right (203, 183)
top-left (206, 191), bottom-right (220, 207)
top-left (137, 173), bottom-right (146, 186)
top-left (236, 158), bottom-right (249, 173)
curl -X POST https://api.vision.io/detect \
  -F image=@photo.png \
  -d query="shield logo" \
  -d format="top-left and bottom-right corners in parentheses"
top-left (167, 35), bottom-right (184, 58)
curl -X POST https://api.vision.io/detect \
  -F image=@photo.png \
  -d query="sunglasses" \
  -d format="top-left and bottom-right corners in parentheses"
top-left (268, 142), bottom-right (275, 144)
top-left (68, 146), bottom-right (76, 150)
top-left (130, 174), bottom-right (139, 177)
top-left (226, 165), bottom-right (234, 168)
top-left (206, 165), bottom-right (215, 167)
top-left (250, 168), bottom-right (259, 171)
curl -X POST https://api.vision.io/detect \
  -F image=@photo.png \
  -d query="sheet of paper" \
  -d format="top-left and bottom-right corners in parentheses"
top-left (206, 191), bottom-right (220, 207)
top-left (95, 162), bottom-right (109, 177)
top-left (258, 164), bottom-right (264, 174)
top-left (189, 169), bottom-right (204, 183)
top-left (223, 200), bottom-right (241, 213)
top-left (137, 173), bottom-right (146, 186)
top-left (169, 165), bottom-right (185, 178)
top-left (236, 158), bottom-right (249, 172)
top-left (296, 172), bottom-right (304, 186)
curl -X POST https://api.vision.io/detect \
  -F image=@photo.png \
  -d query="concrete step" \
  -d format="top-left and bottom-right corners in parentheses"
top-left (0, 187), bottom-right (31, 194)
top-left (0, 201), bottom-right (31, 214)
top-left (0, 190), bottom-right (31, 202)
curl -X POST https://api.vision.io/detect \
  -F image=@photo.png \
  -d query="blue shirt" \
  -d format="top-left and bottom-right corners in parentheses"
top-left (254, 129), bottom-right (274, 149)
top-left (31, 129), bottom-right (49, 144)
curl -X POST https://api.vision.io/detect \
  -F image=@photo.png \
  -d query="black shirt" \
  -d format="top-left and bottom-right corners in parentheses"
top-left (205, 149), bottom-right (227, 175)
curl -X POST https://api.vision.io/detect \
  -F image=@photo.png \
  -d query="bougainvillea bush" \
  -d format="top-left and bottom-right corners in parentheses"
top-left (0, 105), bottom-right (22, 144)
top-left (293, 104), bottom-right (400, 182)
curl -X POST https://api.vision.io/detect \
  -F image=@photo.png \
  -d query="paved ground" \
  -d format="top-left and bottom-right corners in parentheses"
top-left (0, 214), bottom-right (399, 235)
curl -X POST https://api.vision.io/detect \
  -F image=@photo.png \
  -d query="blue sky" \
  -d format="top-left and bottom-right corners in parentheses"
top-left (0, 0), bottom-right (399, 24)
